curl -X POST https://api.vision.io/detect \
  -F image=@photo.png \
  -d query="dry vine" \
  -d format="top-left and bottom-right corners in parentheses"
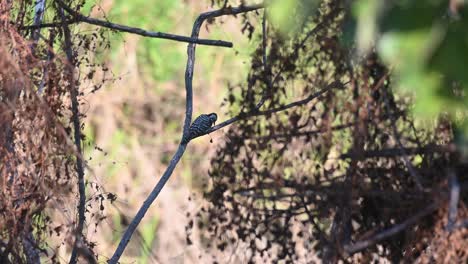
top-left (1, 0), bottom-right (467, 263)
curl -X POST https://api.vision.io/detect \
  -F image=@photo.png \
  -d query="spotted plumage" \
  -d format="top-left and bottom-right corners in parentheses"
top-left (182, 113), bottom-right (217, 143)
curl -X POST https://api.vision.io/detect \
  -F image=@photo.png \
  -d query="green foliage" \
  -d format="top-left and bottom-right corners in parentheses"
top-left (353, 0), bottom-right (468, 144)
top-left (269, 0), bottom-right (298, 31)
top-left (100, 0), bottom-right (184, 82)
top-left (269, 0), bottom-right (319, 35)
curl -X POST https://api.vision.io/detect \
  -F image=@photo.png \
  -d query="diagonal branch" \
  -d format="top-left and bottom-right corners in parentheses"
top-left (53, 0), bottom-right (233, 48)
top-left (38, 30), bottom-right (55, 95)
top-left (255, 122), bottom-right (355, 140)
top-left (19, 19), bottom-right (76, 30)
top-left (58, 5), bottom-right (89, 264)
top-left (108, 3), bottom-right (265, 263)
top-left (194, 81), bottom-right (346, 140)
top-left (255, 7), bottom-right (272, 109)
top-left (379, 72), bottom-right (424, 191)
top-left (344, 202), bottom-right (439, 255)
top-left (340, 144), bottom-right (455, 160)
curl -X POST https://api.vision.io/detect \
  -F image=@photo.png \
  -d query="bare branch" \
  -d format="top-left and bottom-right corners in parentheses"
top-left (181, 2), bottom-right (265, 139)
top-left (257, 82), bottom-right (342, 115)
top-left (380, 72), bottom-right (424, 191)
top-left (270, 8), bottom-right (340, 86)
top-left (255, 122), bottom-right (355, 140)
top-left (188, 9), bottom-right (344, 142)
top-left (58, 5), bottom-right (88, 264)
top-left (344, 203), bottom-right (439, 255)
top-left (340, 144), bottom-right (455, 160)
top-left (53, 0), bottom-right (233, 48)
top-left (196, 81), bottom-right (346, 140)
top-left (108, 3), bottom-right (265, 263)
top-left (255, 7), bottom-right (272, 109)
top-left (38, 30), bottom-right (55, 95)
top-left (20, 19), bottom-right (76, 30)
top-left (300, 196), bottom-right (333, 246)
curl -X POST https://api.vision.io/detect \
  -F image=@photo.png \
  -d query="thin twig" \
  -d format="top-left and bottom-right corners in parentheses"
top-left (191, 11), bottom-right (343, 141)
top-left (255, 122), bottom-right (355, 140)
top-left (38, 30), bottom-right (55, 95)
top-left (255, 7), bottom-right (272, 109)
top-left (300, 196), bottom-right (333, 245)
top-left (332, 77), bottom-right (360, 262)
top-left (20, 19), bottom-right (76, 30)
top-left (257, 82), bottom-right (342, 115)
top-left (340, 144), bottom-right (455, 160)
top-left (344, 203), bottom-right (439, 254)
top-left (198, 81), bottom-right (346, 139)
top-left (270, 9), bottom-right (340, 86)
top-left (108, 3), bottom-right (265, 263)
top-left (53, 0), bottom-right (233, 48)
top-left (380, 73), bottom-right (424, 191)
top-left (58, 5), bottom-right (88, 264)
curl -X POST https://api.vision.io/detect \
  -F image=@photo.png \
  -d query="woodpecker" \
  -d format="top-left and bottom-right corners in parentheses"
top-left (182, 113), bottom-right (217, 143)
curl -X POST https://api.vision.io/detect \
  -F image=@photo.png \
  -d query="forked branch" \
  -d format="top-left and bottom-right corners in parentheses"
top-left (53, 0), bottom-right (233, 48)
top-left (108, 3), bottom-right (264, 263)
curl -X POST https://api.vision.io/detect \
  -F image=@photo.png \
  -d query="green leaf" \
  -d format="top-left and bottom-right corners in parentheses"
top-left (269, 0), bottom-right (298, 32)
top-left (269, 0), bottom-right (319, 35)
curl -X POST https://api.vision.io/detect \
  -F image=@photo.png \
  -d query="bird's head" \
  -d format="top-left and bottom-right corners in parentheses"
top-left (207, 113), bottom-right (217, 124)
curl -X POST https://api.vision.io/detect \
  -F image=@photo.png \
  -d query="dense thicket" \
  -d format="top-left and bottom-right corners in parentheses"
top-left (1, 1), bottom-right (109, 263)
top-left (195, 0), bottom-right (467, 262)
top-left (1, 0), bottom-right (466, 263)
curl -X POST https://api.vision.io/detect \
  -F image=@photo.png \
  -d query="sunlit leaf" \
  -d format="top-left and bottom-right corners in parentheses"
top-left (268, 0), bottom-right (319, 35)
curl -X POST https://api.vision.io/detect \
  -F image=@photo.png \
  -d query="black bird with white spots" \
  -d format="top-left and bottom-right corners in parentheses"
top-left (182, 113), bottom-right (217, 143)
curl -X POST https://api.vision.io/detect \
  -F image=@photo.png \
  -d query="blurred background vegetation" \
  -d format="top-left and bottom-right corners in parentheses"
top-left (271, 0), bottom-right (468, 149)
top-left (85, 0), bottom-right (467, 262)
top-left (1, 0), bottom-right (467, 263)
top-left (80, 1), bottom-right (257, 263)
